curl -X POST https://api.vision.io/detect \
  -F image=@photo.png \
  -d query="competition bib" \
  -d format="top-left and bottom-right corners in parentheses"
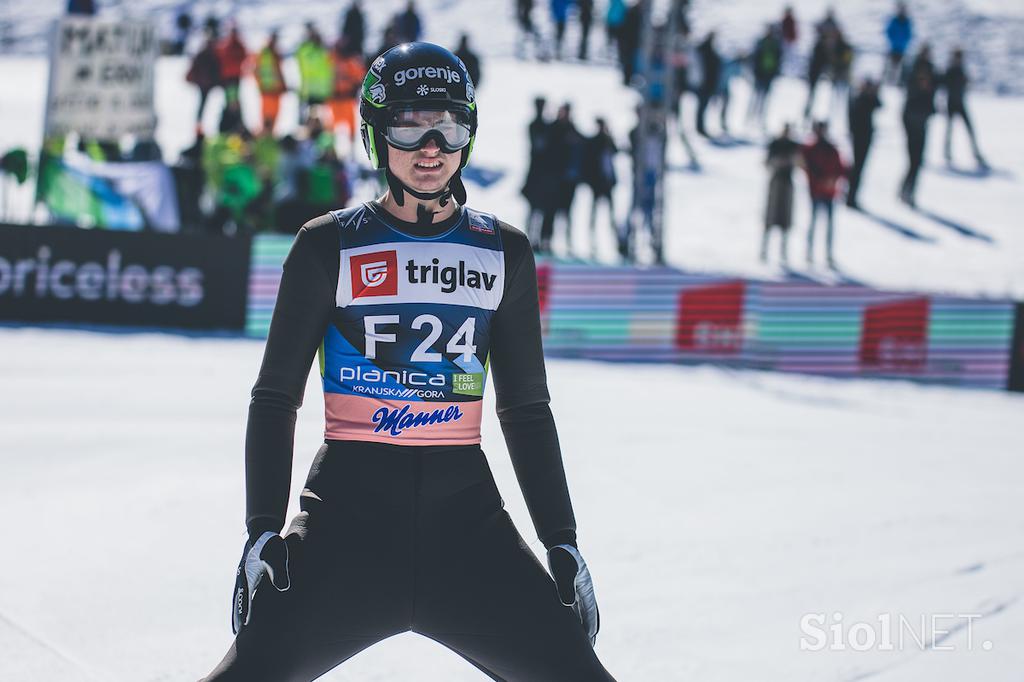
top-left (320, 203), bottom-right (504, 445)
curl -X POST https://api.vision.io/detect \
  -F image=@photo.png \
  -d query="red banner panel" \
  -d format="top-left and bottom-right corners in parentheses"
top-left (859, 297), bottom-right (930, 372)
top-left (675, 281), bottom-right (746, 354)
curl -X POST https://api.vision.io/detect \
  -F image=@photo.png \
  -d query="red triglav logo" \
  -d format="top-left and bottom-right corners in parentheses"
top-left (675, 281), bottom-right (746, 354)
top-left (859, 297), bottom-right (930, 372)
top-left (350, 250), bottom-right (398, 298)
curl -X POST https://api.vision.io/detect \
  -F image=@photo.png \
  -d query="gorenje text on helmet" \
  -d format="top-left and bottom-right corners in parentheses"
top-left (393, 65), bottom-right (462, 87)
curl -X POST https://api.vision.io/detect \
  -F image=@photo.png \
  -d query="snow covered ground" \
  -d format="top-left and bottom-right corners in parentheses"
top-left (0, 326), bottom-right (1022, 681)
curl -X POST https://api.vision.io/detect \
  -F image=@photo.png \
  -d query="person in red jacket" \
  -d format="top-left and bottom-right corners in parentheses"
top-left (801, 120), bottom-right (847, 268)
top-left (186, 29), bottom-right (221, 124)
top-left (216, 24), bottom-right (249, 106)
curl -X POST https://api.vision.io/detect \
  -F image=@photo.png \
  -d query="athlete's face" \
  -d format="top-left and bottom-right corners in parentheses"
top-left (387, 137), bottom-right (459, 195)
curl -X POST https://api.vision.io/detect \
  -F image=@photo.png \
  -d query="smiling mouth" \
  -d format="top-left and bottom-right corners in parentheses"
top-left (415, 160), bottom-right (442, 170)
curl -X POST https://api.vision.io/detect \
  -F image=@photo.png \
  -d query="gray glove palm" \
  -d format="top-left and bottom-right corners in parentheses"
top-left (231, 531), bottom-right (291, 634)
top-left (547, 544), bottom-right (600, 646)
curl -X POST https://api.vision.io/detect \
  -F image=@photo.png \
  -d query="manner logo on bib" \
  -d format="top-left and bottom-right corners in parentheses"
top-left (350, 250), bottom-right (398, 298)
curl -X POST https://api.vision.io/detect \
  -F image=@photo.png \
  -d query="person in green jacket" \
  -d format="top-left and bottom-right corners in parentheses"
top-left (295, 23), bottom-right (334, 122)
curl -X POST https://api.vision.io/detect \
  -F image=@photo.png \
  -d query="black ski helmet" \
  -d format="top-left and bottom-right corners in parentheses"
top-left (359, 42), bottom-right (478, 206)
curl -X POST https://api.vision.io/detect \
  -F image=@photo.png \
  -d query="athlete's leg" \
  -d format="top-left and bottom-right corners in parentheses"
top-left (416, 508), bottom-right (615, 681)
top-left (201, 498), bottom-right (408, 681)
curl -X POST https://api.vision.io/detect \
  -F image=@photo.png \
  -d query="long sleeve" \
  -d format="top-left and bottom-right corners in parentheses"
top-left (244, 216), bottom-right (338, 538)
top-left (489, 223), bottom-right (577, 549)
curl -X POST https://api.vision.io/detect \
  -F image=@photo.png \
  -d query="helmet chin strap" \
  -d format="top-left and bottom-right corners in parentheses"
top-left (385, 168), bottom-right (453, 208)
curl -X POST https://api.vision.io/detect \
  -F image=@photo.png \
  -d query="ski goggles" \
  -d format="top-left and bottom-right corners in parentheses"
top-left (384, 107), bottom-right (473, 153)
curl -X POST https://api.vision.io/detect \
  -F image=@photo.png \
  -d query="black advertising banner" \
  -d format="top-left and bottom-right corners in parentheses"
top-left (0, 224), bottom-right (250, 330)
top-left (1008, 302), bottom-right (1024, 393)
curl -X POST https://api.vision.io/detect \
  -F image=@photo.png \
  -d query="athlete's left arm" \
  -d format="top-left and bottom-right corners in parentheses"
top-left (489, 223), bottom-right (577, 549)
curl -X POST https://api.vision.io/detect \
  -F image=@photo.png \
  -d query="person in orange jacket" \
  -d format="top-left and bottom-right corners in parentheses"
top-left (328, 37), bottom-right (367, 151)
top-left (251, 30), bottom-right (287, 132)
top-left (216, 24), bottom-right (249, 105)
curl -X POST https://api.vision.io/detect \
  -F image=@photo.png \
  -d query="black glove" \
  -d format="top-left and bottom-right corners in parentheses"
top-left (231, 531), bottom-right (291, 634)
top-left (547, 544), bottom-right (600, 646)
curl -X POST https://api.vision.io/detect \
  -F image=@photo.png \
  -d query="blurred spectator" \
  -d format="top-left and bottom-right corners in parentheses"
top-left (830, 30), bottom-right (854, 115)
top-left (550, 0), bottom-right (571, 60)
top-left (129, 139), bottom-right (164, 162)
top-left (329, 38), bottom-right (367, 150)
top-left (203, 15), bottom-right (220, 39)
top-left (638, 25), bottom-right (671, 110)
top-left (884, 2), bottom-right (913, 85)
top-left (817, 9), bottom-right (839, 37)
top-left (522, 97), bottom-right (552, 246)
top-left (605, 0), bottom-right (627, 56)
top-left (186, 30), bottom-right (221, 125)
top-left (900, 45), bottom-right (937, 207)
top-left (846, 79), bottom-right (881, 209)
top-left (716, 53), bottom-right (742, 136)
top-left (249, 126), bottom-right (281, 228)
top-left (216, 25), bottom-right (249, 106)
top-left (302, 146), bottom-right (351, 222)
top-left (625, 110), bottom-right (667, 262)
top-left (578, 0), bottom-right (595, 60)
top-left (670, 0), bottom-right (691, 36)
top-left (341, 0), bottom-right (366, 58)
top-left (695, 32), bottom-right (721, 137)
top-left (942, 48), bottom-right (987, 168)
top-left (455, 34), bottom-right (482, 89)
top-left (252, 31), bottom-right (286, 132)
top-left (780, 6), bottom-right (797, 59)
top-left (618, 2), bottom-right (642, 85)
top-left (803, 28), bottom-right (832, 120)
top-left (219, 98), bottom-right (246, 136)
top-left (393, 1), bottom-right (423, 43)
top-left (274, 135), bottom-right (305, 230)
top-left (801, 120), bottom-right (846, 267)
top-left (169, 11), bottom-right (193, 56)
top-left (251, 126), bottom-right (281, 188)
top-left (66, 0), bottom-right (95, 15)
top-left (760, 123), bottom-right (801, 265)
top-left (172, 130), bottom-right (205, 229)
top-left (296, 24), bottom-right (334, 123)
top-left (374, 25), bottom-right (402, 63)
top-left (581, 117), bottom-right (618, 258)
top-left (202, 126), bottom-right (262, 234)
top-left (298, 115), bottom-right (335, 168)
top-left (665, 24), bottom-right (698, 167)
top-left (543, 102), bottom-right (583, 253)
top-left (515, 0), bottom-right (542, 58)
top-left (748, 25), bottom-right (782, 128)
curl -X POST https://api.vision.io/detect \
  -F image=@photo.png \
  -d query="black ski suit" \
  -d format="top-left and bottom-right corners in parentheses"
top-left (201, 204), bottom-right (615, 681)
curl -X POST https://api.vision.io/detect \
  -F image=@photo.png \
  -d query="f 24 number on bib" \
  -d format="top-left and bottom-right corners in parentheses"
top-left (364, 314), bottom-right (477, 363)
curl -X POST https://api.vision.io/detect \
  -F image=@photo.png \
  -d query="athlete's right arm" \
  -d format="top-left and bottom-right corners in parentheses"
top-left (490, 223), bottom-right (577, 549)
top-left (244, 215), bottom-right (339, 539)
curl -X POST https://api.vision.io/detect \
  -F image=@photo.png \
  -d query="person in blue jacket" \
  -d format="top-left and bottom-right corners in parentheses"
top-left (551, 0), bottom-right (572, 59)
top-left (884, 2), bottom-right (913, 84)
